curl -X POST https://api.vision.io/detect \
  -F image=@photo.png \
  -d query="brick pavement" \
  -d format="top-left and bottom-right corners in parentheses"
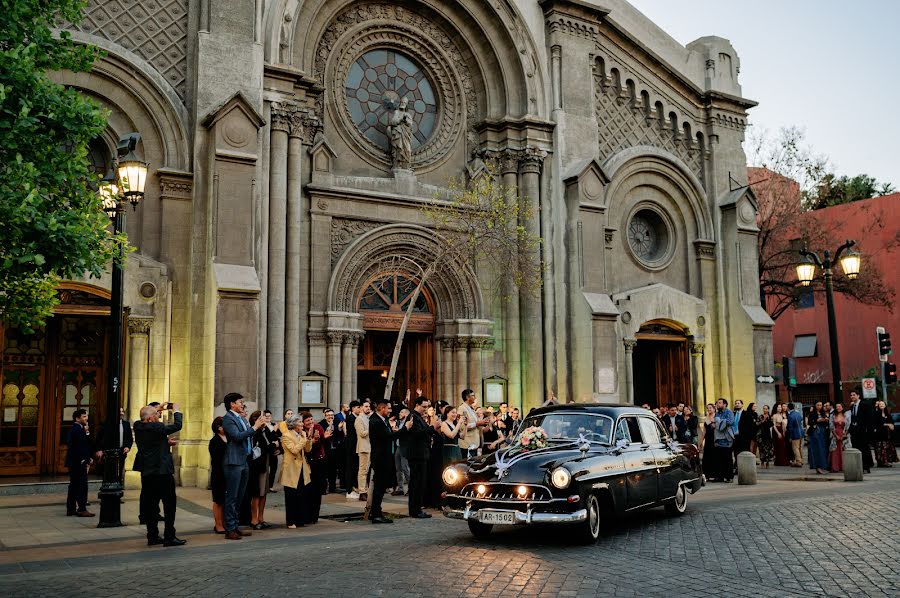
top-left (0, 468), bottom-right (897, 597)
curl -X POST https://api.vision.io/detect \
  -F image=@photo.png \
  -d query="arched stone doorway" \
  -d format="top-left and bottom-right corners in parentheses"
top-left (632, 320), bottom-right (691, 409)
top-left (325, 224), bottom-right (492, 408)
top-left (356, 272), bottom-right (436, 402)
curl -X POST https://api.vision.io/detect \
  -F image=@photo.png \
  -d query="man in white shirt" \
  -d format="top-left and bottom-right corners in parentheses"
top-left (353, 400), bottom-right (372, 501)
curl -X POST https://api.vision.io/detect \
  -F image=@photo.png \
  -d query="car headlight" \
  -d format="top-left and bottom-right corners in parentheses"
top-left (550, 467), bottom-right (571, 489)
top-left (442, 466), bottom-right (462, 486)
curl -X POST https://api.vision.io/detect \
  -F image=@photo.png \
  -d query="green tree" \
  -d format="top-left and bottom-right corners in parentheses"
top-left (0, 0), bottom-right (120, 331)
top-left (805, 173), bottom-right (896, 211)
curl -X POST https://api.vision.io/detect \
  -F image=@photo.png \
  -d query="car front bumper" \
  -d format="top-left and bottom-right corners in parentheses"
top-left (443, 505), bottom-right (588, 525)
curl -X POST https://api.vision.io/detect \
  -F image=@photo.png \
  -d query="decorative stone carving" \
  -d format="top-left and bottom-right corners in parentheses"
top-left (694, 240), bottom-right (716, 260)
top-left (331, 219), bottom-right (383, 266)
top-left (326, 331), bottom-right (347, 346)
top-left (139, 282), bottom-right (158, 299)
top-left (689, 341), bottom-right (705, 355)
top-left (127, 317), bottom-right (153, 335)
top-left (70, 0), bottom-right (189, 101)
top-left (519, 147), bottom-right (546, 174)
top-left (308, 330), bottom-right (327, 346)
top-left (158, 170), bottom-right (193, 201)
top-left (623, 339), bottom-right (637, 351)
top-left (593, 58), bottom-right (704, 183)
top-left (270, 103), bottom-right (294, 133)
top-left (314, 2), bottom-right (476, 171)
top-left (388, 97), bottom-right (413, 170)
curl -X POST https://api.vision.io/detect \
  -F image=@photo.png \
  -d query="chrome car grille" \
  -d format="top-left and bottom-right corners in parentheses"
top-left (458, 483), bottom-right (553, 502)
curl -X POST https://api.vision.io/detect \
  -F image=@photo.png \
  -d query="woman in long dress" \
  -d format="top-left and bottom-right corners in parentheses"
top-left (701, 404), bottom-right (716, 479)
top-left (771, 403), bottom-right (789, 466)
top-left (807, 402), bottom-right (829, 474)
top-left (828, 403), bottom-right (847, 472)
top-left (440, 406), bottom-right (464, 466)
top-left (873, 400), bottom-right (896, 467)
top-left (757, 404), bottom-right (774, 468)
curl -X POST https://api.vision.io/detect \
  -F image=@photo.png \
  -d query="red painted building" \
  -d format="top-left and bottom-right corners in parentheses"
top-left (754, 173), bottom-right (899, 405)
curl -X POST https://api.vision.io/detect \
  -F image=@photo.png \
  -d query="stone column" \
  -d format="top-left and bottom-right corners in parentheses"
top-left (284, 108), bottom-right (304, 416)
top-left (341, 333), bottom-right (360, 408)
top-left (434, 338), bottom-right (444, 404)
top-left (623, 339), bottom-right (637, 405)
top-left (500, 153), bottom-right (522, 409)
top-left (519, 150), bottom-right (545, 406)
top-left (454, 339), bottom-right (468, 397)
top-left (126, 317), bottom-right (153, 421)
top-left (348, 333), bottom-right (362, 403)
top-left (266, 104), bottom-right (291, 416)
top-left (690, 341), bottom-right (706, 412)
top-left (326, 332), bottom-right (344, 411)
top-left (441, 338), bottom-right (455, 405)
top-left (468, 339), bottom-right (484, 397)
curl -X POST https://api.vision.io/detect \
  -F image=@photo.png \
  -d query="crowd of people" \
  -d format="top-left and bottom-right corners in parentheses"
top-left (646, 387), bottom-right (896, 483)
top-left (206, 388), bottom-right (524, 533)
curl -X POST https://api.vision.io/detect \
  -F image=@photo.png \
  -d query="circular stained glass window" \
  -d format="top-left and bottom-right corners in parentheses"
top-left (627, 209), bottom-right (670, 263)
top-left (345, 50), bottom-right (437, 152)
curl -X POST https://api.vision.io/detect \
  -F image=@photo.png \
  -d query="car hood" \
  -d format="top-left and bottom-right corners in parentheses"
top-left (463, 445), bottom-right (608, 482)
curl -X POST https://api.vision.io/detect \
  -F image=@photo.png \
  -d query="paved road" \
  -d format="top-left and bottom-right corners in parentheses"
top-left (1, 478), bottom-right (898, 598)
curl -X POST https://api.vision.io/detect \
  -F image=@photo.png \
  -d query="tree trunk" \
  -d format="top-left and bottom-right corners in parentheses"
top-left (383, 261), bottom-right (438, 403)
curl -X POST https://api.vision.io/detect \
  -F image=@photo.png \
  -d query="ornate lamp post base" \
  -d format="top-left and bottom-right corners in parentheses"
top-left (97, 448), bottom-right (124, 528)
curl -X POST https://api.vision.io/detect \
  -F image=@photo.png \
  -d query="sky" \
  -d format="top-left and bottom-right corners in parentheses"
top-left (627, 0), bottom-right (899, 187)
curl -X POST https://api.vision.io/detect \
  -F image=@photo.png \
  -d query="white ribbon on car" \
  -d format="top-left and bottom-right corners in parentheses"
top-left (484, 433), bottom-right (594, 480)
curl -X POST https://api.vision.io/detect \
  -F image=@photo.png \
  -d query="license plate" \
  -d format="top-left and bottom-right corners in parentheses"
top-left (478, 510), bottom-right (516, 525)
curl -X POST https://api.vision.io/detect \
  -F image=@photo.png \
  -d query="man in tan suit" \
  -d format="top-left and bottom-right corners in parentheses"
top-left (354, 400), bottom-right (371, 501)
top-left (458, 389), bottom-right (487, 459)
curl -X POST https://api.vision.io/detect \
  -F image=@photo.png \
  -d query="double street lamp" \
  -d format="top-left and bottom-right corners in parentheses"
top-left (97, 133), bottom-right (148, 528)
top-left (796, 240), bottom-right (862, 404)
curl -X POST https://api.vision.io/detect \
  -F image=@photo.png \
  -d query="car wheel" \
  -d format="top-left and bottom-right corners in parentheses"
top-left (575, 494), bottom-right (601, 544)
top-left (468, 519), bottom-right (493, 539)
top-left (665, 484), bottom-right (687, 516)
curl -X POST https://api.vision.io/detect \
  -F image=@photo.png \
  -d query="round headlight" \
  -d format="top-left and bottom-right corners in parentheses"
top-left (550, 467), bottom-right (572, 489)
top-left (442, 466), bottom-right (461, 486)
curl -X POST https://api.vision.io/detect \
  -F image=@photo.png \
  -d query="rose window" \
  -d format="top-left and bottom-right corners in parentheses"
top-left (345, 49), bottom-right (437, 151)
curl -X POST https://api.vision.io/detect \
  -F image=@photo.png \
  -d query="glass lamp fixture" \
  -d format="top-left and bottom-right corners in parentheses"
top-left (115, 133), bottom-right (148, 207)
top-left (839, 247), bottom-right (861, 280)
top-left (98, 170), bottom-right (120, 216)
top-left (796, 256), bottom-right (817, 287)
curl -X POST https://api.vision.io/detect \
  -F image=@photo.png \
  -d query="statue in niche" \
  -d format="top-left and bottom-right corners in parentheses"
top-left (387, 97), bottom-right (413, 170)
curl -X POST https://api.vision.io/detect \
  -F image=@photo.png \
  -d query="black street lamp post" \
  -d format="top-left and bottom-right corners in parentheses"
top-left (796, 240), bottom-right (862, 404)
top-left (97, 133), bottom-right (148, 528)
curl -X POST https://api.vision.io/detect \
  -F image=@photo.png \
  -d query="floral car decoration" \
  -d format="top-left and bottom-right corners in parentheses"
top-left (518, 426), bottom-right (548, 451)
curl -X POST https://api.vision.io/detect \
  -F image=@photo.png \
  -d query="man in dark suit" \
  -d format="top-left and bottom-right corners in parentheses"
top-left (345, 400), bottom-right (360, 497)
top-left (221, 392), bottom-right (266, 540)
top-left (95, 407), bottom-right (134, 485)
top-left (848, 389), bottom-right (874, 474)
top-left (133, 403), bottom-right (184, 546)
top-left (66, 409), bottom-right (94, 517)
top-left (368, 398), bottom-right (401, 524)
top-left (401, 395), bottom-right (432, 519)
top-left (661, 405), bottom-right (685, 441)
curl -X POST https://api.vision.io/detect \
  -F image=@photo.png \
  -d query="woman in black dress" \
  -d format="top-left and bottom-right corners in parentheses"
top-left (701, 404), bottom-right (717, 479)
top-left (248, 410), bottom-right (274, 529)
top-left (208, 417), bottom-right (227, 534)
top-left (873, 400), bottom-right (895, 467)
top-left (423, 406), bottom-right (444, 509)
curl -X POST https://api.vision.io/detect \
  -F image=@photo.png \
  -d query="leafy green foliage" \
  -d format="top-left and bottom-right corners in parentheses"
top-left (0, 0), bottom-right (122, 331)
top-left (805, 174), bottom-right (896, 210)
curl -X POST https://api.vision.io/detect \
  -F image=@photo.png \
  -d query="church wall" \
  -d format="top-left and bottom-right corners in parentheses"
top-left (41, 0), bottom-right (773, 486)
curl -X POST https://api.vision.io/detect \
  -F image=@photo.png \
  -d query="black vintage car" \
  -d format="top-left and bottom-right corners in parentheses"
top-left (442, 404), bottom-right (703, 543)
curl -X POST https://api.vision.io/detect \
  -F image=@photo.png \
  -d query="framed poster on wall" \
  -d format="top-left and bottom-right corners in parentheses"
top-left (483, 375), bottom-right (507, 406)
top-left (299, 372), bottom-right (328, 407)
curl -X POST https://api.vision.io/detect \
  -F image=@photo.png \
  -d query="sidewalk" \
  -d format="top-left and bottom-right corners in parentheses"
top-left (0, 484), bottom-right (412, 572)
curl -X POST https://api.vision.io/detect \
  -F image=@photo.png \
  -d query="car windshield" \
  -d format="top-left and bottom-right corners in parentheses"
top-left (516, 412), bottom-right (614, 445)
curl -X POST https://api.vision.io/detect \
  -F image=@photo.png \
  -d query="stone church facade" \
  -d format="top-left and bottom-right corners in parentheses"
top-left (0, 0), bottom-right (774, 483)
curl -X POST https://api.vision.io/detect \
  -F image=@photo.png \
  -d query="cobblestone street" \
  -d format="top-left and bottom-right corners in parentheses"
top-left (1, 469), bottom-right (897, 598)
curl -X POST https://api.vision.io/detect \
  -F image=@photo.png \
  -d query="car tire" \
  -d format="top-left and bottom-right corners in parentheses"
top-left (665, 484), bottom-right (688, 516)
top-left (468, 519), bottom-right (493, 539)
top-left (575, 494), bottom-right (601, 544)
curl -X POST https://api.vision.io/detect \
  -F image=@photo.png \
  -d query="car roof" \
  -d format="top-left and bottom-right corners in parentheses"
top-left (526, 403), bottom-right (651, 418)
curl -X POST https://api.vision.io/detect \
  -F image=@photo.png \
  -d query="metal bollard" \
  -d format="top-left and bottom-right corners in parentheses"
top-left (843, 448), bottom-right (863, 481)
top-left (737, 451), bottom-right (757, 485)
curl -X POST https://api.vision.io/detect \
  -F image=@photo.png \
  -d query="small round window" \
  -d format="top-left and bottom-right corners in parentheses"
top-left (627, 208), bottom-right (671, 266)
top-left (344, 49), bottom-right (437, 152)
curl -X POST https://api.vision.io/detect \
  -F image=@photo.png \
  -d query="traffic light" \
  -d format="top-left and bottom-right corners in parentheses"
top-left (782, 356), bottom-right (797, 387)
top-left (886, 362), bottom-right (897, 385)
top-left (877, 327), bottom-right (892, 361)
